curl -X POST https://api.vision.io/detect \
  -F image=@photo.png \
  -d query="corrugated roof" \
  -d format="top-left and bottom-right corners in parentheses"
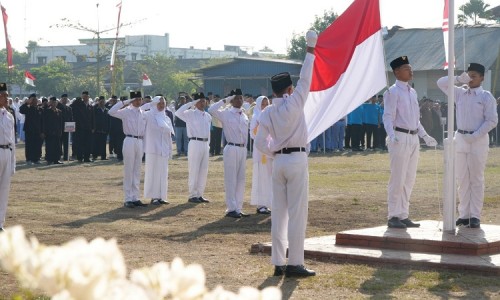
top-left (195, 56), bottom-right (302, 73)
top-left (384, 25), bottom-right (500, 71)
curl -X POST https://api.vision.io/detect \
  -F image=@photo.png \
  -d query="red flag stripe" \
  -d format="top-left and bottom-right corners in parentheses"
top-left (1, 5), bottom-right (13, 69)
top-left (311, 0), bottom-right (381, 91)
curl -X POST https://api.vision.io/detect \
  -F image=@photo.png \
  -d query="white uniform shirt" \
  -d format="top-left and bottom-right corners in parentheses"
top-left (0, 108), bottom-right (15, 173)
top-left (143, 108), bottom-right (174, 157)
top-left (437, 77), bottom-right (498, 136)
top-left (255, 52), bottom-right (315, 157)
top-left (208, 100), bottom-right (248, 145)
top-left (175, 101), bottom-right (212, 139)
top-left (109, 101), bottom-right (146, 137)
top-left (383, 80), bottom-right (428, 138)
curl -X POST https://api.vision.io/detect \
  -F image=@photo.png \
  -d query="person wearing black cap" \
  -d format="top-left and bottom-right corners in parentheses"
top-left (106, 95), bottom-right (124, 160)
top-left (93, 96), bottom-right (110, 160)
top-left (383, 56), bottom-right (438, 229)
top-left (254, 30), bottom-right (318, 278)
top-left (109, 91), bottom-right (148, 208)
top-left (19, 93), bottom-right (43, 165)
top-left (437, 63), bottom-right (498, 228)
top-left (57, 94), bottom-right (73, 161)
top-left (42, 97), bottom-right (63, 164)
top-left (70, 91), bottom-right (95, 163)
top-left (0, 83), bottom-right (15, 231)
top-left (175, 92), bottom-right (212, 204)
top-left (208, 88), bottom-right (249, 218)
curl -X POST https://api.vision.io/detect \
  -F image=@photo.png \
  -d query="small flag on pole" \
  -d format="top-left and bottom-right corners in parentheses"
top-left (442, 0), bottom-right (450, 69)
top-left (142, 73), bottom-right (152, 86)
top-left (24, 70), bottom-right (36, 86)
top-left (1, 4), bottom-right (13, 69)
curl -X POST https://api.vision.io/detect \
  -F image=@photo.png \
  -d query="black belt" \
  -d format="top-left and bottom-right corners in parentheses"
top-left (458, 129), bottom-right (474, 134)
top-left (0, 144), bottom-right (11, 150)
top-left (227, 142), bottom-right (245, 147)
top-left (275, 147), bottom-right (306, 154)
top-left (394, 127), bottom-right (417, 135)
top-left (125, 135), bottom-right (143, 139)
top-left (189, 137), bottom-right (208, 142)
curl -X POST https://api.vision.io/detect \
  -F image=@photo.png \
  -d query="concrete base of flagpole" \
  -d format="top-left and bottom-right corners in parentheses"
top-left (250, 220), bottom-right (500, 274)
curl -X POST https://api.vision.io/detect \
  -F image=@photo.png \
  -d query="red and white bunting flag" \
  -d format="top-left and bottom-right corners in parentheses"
top-left (142, 73), bottom-right (152, 86)
top-left (442, 0), bottom-right (450, 69)
top-left (304, 0), bottom-right (387, 142)
top-left (110, 40), bottom-right (117, 71)
top-left (1, 5), bottom-right (13, 69)
top-left (24, 70), bottom-right (36, 86)
top-left (110, 1), bottom-right (122, 71)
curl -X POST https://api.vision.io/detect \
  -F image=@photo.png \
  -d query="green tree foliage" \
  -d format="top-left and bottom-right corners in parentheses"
top-left (287, 9), bottom-right (338, 60)
top-left (30, 59), bottom-right (74, 96)
top-left (458, 0), bottom-right (494, 25)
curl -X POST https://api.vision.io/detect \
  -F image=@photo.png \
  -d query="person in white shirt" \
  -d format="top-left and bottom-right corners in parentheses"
top-left (142, 96), bottom-right (174, 205)
top-left (437, 63), bottom-right (498, 228)
top-left (175, 92), bottom-right (212, 204)
top-left (383, 56), bottom-right (438, 229)
top-left (255, 31), bottom-right (317, 278)
top-left (109, 91), bottom-right (147, 208)
top-left (250, 96), bottom-right (272, 214)
top-left (0, 83), bottom-right (15, 231)
top-left (208, 89), bottom-right (249, 218)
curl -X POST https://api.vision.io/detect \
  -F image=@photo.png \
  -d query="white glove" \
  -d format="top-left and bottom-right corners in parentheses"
top-left (306, 30), bottom-right (318, 47)
top-left (456, 72), bottom-right (471, 84)
top-left (122, 99), bottom-right (132, 105)
top-left (423, 135), bottom-right (437, 147)
top-left (224, 95), bottom-right (235, 103)
top-left (387, 134), bottom-right (399, 144)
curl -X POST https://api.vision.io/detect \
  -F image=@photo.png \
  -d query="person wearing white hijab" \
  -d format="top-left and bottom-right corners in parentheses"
top-left (175, 92), bottom-right (212, 203)
top-left (250, 96), bottom-right (272, 214)
top-left (142, 96), bottom-right (174, 205)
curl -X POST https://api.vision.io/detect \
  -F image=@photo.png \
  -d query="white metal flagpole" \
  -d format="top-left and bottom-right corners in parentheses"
top-left (443, 0), bottom-right (456, 232)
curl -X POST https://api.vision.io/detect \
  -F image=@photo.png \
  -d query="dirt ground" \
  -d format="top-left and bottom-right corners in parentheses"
top-left (1, 144), bottom-right (500, 299)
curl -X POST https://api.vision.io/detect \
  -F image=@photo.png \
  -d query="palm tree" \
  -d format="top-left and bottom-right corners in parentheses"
top-left (458, 0), bottom-right (493, 25)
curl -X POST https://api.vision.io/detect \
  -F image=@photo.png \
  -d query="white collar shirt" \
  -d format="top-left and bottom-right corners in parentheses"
top-left (383, 80), bottom-right (428, 138)
top-left (208, 100), bottom-right (248, 145)
top-left (108, 101), bottom-right (146, 136)
top-left (143, 109), bottom-right (174, 157)
top-left (0, 108), bottom-right (14, 146)
top-left (174, 101), bottom-right (212, 139)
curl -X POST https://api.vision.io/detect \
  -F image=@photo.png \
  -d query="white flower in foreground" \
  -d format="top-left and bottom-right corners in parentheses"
top-left (203, 286), bottom-right (282, 300)
top-left (168, 257), bottom-right (207, 299)
top-left (101, 279), bottom-right (154, 300)
top-left (130, 261), bottom-right (171, 299)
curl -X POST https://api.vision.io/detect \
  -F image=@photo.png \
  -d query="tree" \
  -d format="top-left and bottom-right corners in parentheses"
top-left (458, 0), bottom-right (494, 25)
top-left (287, 9), bottom-right (338, 60)
top-left (30, 59), bottom-right (74, 96)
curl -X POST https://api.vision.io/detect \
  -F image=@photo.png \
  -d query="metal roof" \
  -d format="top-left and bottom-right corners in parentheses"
top-left (384, 25), bottom-right (500, 71)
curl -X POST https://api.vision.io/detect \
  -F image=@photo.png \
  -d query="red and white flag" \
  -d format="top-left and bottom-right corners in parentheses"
top-left (24, 70), bottom-right (36, 87)
top-left (442, 0), bottom-right (450, 69)
top-left (1, 4), bottom-right (13, 69)
top-left (142, 73), bottom-right (152, 86)
top-left (304, 0), bottom-right (387, 142)
top-left (110, 1), bottom-right (122, 71)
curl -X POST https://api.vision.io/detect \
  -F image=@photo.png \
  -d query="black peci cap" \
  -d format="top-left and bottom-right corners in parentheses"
top-left (467, 63), bottom-right (485, 75)
top-left (390, 56), bottom-right (410, 70)
top-left (270, 72), bottom-right (293, 93)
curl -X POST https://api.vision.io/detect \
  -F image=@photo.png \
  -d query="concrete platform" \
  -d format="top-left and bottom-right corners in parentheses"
top-left (250, 220), bottom-right (500, 274)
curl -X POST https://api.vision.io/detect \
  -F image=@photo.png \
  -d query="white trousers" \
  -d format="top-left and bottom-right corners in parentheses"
top-left (122, 137), bottom-right (143, 202)
top-left (455, 133), bottom-right (489, 219)
top-left (271, 152), bottom-right (308, 266)
top-left (187, 140), bottom-right (209, 198)
top-left (250, 146), bottom-right (273, 208)
top-left (387, 131), bottom-right (420, 220)
top-left (144, 153), bottom-right (169, 200)
top-left (0, 149), bottom-right (12, 228)
top-left (223, 144), bottom-right (247, 212)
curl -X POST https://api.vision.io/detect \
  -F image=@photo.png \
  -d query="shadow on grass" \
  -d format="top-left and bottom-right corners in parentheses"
top-left (164, 213), bottom-right (272, 242)
top-left (258, 277), bottom-right (298, 300)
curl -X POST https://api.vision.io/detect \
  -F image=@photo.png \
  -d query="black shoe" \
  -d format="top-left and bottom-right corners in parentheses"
top-left (256, 206), bottom-right (271, 215)
top-left (0, 227), bottom-right (3, 232)
top-left (198, 196), bottom-right (210, 203)
top-left (388, 217), bottom-right (407, 229)
top-left (400, 218), bottom-right (420, 228)
top-left (124, 201), bottom-right (135, 208)
top-left (456, 218), bottom-right (470, 226)
top-left (188, 197), bottom-right (202, 203)
top-left (239, 211), bottom-right (250, 217)
top-left (158, 199), bottom-right (169, 205)
top-left (225, 211), bottom-right (241, 218)
top-left (54, 161), bottom-right (64, 165)
top-left (470, 217), bottom-right (480, 228)
top-left (132, 200), bottom-right (148, 207)
top-left (285, 265), bottom-right (316, 277)
top-left (273, 265), bottom-right (286, 276)
top-left (151, 199), bottom-right (161, 205)
top-left (33, 161), bottom-right (41, 165)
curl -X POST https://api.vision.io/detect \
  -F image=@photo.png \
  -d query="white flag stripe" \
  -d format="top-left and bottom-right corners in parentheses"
top-left (305, 30), bottom-right (386, 142)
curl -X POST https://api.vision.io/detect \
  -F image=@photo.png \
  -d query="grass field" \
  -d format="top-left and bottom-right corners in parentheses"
top-left (1, 144), bottom-right (500, 299)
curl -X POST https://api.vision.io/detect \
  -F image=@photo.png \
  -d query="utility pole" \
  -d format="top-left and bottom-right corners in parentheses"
top-left (96, 3), bottom-right (100, 97)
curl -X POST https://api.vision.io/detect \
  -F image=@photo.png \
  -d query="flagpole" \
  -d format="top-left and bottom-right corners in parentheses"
top-left (443, 0), bottom-right (456, 232)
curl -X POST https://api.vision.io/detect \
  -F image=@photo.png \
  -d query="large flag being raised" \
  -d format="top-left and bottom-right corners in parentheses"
top-left (305, 0), bottom-right (387, 142)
